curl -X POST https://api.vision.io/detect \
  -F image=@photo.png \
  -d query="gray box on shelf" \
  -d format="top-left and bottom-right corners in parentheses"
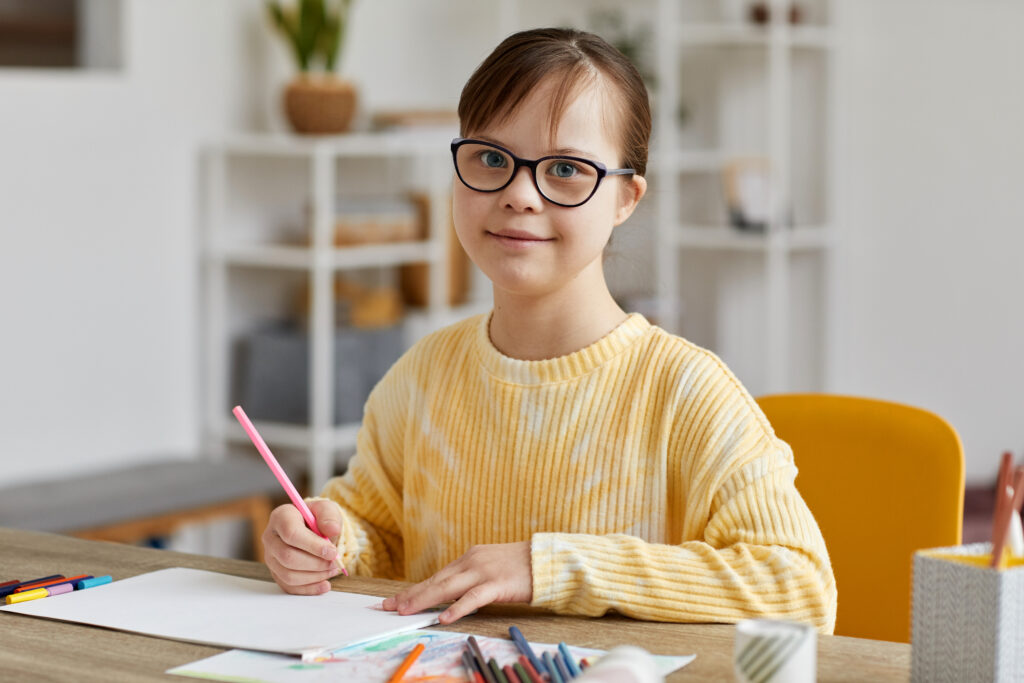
top-left (237, 325), bottom-right (403, 425)
top-left (911, 543), bottom-right (1023, 682)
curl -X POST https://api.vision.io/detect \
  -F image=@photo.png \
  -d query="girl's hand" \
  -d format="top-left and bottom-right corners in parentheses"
top-left (381, 542), bottom-right (532, 624)
top-left (263, 500), bottom-right (345, 595)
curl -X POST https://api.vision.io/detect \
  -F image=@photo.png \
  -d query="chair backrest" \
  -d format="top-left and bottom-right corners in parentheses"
top-left (756, 393), bottom-right (964, 643)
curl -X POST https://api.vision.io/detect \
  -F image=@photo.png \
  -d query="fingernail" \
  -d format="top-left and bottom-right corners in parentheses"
top-left (322, 546), bottom-right (336, 560)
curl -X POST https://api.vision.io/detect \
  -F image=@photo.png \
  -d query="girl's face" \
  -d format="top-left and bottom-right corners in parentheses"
top-left (452, 77), bottom-right (646, 301)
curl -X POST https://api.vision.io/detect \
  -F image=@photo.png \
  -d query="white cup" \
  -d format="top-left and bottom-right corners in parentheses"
top-left (734, 619), bottom-right (816, 683)
top-left (576, 645), bottom-right (663, 683)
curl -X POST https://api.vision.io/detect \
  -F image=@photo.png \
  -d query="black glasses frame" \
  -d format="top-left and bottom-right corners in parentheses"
top-left (450, 137), bottom-right (635, 208)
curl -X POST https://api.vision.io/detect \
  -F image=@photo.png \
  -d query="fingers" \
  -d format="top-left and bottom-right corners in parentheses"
top-left (381, 542), bottom-right (532, 624)
top-left (271, 504), bottom-right (339, 560)
top-left (263, 503), bottom-right (342, 593)
top-left (385, 563), bottom-right (479, 617)
top-left (439, 584), bottom-right (497, 624)
top-left (309, 499), bottom-right (343, 544)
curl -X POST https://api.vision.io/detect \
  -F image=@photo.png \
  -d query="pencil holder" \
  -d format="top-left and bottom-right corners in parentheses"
top-left (911, 543), bottom-right (1024, 682)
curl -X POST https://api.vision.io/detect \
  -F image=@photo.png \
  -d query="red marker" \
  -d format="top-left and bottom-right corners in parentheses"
top-left (14, 575), bottom-right (91, 593)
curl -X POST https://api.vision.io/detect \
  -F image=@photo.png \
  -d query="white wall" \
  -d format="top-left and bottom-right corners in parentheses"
top-left (832, 1), bottom-right (1024, 483)
top-left (0, 0), bottom-right (1019, 491)
top-left (0, 2), bottom-right (260, 485)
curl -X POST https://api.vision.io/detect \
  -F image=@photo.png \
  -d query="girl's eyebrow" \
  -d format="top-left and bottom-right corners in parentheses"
top-left (473, 135), bottom-right (599, 160)
top-left (551, 146), bottom-right (599, 159)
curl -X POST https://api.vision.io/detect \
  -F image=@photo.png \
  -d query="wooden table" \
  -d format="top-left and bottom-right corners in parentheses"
top-left (0, 528), bottom-right (911, 681)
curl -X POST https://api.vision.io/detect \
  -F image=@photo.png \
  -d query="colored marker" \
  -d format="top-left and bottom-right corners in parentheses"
top-left (543, 651), bottom-right (564, 683)
top-left (509, 625), bottom-right (545, 676)
top-left (385, 641), bottom-right (425, 683)
top-left (517, 656), bottom-right (544, 683)
top-left (503, 663), bottom-right (522, 683)
top-left (0, 575), bottom-right (63, 599)
top-left (76, 575), bottom-right (112, 590)
top-left (6, 588), bottom-right (49, 605)
top-left (558, 642), bottom-right (582, 677)
top-left (13, 575), bottom-right (91, 593)
top-left (0, 580), bottom-right (19, 589)
top-left (462, 650), bottom-right (485, 683)
top-left (488, 659), bottom-right (509, 683)
top-left (513, 662), bottom-right (533, 683)
top-left (553, 651), bottom-right (573, 681)
top-left (45, 583), bottom-right (74, 597)
top-left (233, 406), bottom-right (347, 576)
top-left (467, 637), bottom-right (498, 683)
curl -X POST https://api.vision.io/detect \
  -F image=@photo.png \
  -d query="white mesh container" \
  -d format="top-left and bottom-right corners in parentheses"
top-left (912, 543), bottom-right (1024, 682)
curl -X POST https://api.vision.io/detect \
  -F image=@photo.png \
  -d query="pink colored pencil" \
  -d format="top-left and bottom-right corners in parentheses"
top-left (233, 405), bottom-right (347, 576)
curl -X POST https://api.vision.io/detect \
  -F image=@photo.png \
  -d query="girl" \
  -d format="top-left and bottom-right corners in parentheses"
top-left (263, 27), bottom-right (837, 633)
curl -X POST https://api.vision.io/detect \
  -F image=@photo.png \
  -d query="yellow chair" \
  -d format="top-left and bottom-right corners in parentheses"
top-left (756, 393), bottom-right (964, 643)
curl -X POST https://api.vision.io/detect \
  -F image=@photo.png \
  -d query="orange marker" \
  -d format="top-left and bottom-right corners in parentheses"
top-left (386, 641), bottom-right (425, 683)
top-left (13, 575), bottom-right (90, 593)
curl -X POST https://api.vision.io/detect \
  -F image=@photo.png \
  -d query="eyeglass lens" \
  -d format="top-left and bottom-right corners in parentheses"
top-left (454, 142), bottom-right (600, 206)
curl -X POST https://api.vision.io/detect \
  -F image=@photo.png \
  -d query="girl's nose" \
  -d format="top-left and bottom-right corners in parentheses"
top-left (500, 166), bottom-right (544, 212)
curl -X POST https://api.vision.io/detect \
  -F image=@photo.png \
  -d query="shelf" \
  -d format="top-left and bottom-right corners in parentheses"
top-left (676, 23), bottom-right (835, 49)
top-left (211, 240), bottom-right (443, 270)
top-left (203, 129), bottom-right (463, 492)
top-left (674, 224), bottom-right (833, 251)
top-left (214, 129), bottom-right (458, 160)
top-left (218, 417), bottom-right (361, 453)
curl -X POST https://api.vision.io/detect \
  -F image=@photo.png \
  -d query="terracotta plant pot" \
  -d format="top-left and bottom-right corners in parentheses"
top-left (283, 74), bottom-right (357, 134)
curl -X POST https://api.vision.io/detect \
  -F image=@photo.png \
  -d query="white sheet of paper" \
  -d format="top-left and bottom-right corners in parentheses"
top-left (0, 567), bottom-right (439, 659)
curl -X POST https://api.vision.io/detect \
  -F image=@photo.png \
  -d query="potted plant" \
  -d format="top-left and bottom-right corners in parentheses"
top-left (268, 0), bottom-right (357, 134)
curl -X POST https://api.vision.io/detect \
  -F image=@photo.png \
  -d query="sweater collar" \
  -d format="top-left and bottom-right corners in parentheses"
top-left (475, 311), bottom-right (652, 384)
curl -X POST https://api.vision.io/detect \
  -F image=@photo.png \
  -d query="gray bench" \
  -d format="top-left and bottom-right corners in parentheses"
top-left (0, 459), bottom-right (284, 560)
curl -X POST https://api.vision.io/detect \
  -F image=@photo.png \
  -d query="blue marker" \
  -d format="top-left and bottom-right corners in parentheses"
top-left (543, 651), bottom-right (563, 683)
top-left (558, 642), bottom-right (582, 678)
top-left (75, 575), bottom-right (112, 590)
top-left (509, 625), bottom-right (545, 676)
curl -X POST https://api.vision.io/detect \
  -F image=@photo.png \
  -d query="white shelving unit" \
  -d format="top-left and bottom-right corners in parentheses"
top-left (652, 0), bottom-right (839, 393)
top-left (201, 130), bottom-right (460, 493)
top-left (495, 0), bottom-right (838, 393)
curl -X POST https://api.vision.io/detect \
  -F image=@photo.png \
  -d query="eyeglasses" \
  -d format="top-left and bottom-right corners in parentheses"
top-left (451, 138), bottom-right (635, 208)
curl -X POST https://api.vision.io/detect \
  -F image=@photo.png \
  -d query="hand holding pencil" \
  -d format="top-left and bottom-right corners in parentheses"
top-left (264, 500), bottom-right (349, 595)
top-left (233, 406), bottom-right (349, 595)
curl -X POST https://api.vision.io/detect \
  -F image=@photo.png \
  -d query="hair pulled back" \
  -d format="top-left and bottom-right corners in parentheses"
top-left (458, 28), bottom-right (651, 176)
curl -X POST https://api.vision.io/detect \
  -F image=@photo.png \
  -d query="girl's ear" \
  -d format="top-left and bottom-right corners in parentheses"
top-left (613, 174), bottom-right (647, 227)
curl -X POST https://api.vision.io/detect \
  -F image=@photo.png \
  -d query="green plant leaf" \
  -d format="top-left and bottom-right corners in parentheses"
top-left (267, 2), bottom-right (309, 70)
top-left (267, 0), bottom-right (354, 73)
top-left (297, 0), bottom-right (325, 70)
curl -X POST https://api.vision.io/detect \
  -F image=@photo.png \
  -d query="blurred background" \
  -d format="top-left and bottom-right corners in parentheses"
top-left (1, 0), bottom-right (1021, 557)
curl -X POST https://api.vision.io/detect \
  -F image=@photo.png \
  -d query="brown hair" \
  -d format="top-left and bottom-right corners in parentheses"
top-left (458, 28), bottom-right (651, 176)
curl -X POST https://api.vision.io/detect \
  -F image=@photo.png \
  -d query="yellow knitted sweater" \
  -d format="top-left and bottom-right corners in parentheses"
top-left (320, 313), bottom-right (837, 633)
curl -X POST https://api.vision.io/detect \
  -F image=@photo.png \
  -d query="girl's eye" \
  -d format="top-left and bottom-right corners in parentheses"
top-left (480, 150), bottom-right (507, 168)
top-left (550, 161), bottom-right (579, 178)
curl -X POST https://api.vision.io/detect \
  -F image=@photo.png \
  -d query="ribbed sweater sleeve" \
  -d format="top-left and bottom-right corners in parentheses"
top-left (529, 378), bottom-right (837, 632)
top-left (317, 313), bottom-right (837, 633)
top-left (318, 358), bottom-right (412, 579)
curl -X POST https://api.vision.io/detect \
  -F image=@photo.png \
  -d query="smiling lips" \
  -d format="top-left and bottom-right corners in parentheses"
top-left (487, 229), bottom-right (553, 245)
